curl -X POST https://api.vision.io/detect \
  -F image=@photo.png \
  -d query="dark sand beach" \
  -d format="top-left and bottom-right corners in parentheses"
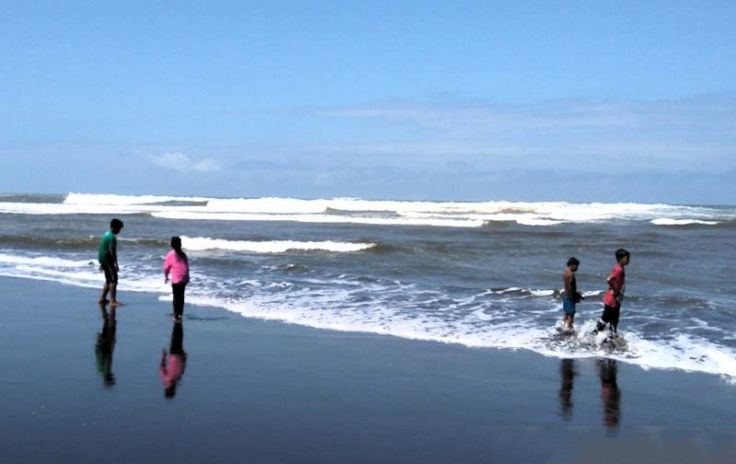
top-left (1, 276), bottom-right (734, 463)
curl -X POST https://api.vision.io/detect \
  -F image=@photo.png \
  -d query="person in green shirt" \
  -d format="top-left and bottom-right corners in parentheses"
top-left (98, 218), bottom-right (124, 306)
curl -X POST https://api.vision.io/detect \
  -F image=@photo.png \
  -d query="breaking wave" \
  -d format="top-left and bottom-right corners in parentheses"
top-left (180, 236), bottom-right (377, 253)
top-left (0, 193), bottom-right (733, 228)
top-left (651, 218), bottom-right (719, 226)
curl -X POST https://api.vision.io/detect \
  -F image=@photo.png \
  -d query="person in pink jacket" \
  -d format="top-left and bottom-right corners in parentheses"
top-left (163, 236), bottom-right (190, 321)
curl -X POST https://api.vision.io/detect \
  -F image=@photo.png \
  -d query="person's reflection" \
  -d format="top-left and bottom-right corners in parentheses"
top-left (160, 322), bottom-right (187, 399)
top-left (598, 358), bottom-right (621, 429)
top-left (95, 304), bottom-right (116, 388)
top-left (558, 359), bottom-right (576, 420)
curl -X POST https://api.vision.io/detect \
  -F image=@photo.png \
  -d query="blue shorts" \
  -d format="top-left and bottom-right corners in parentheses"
top-left (562, 298), bottom-right (576, 315)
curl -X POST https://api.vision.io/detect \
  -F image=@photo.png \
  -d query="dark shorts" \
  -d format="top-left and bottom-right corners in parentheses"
top-left (100, 262), bottom-right (118, 284)
top-left (601, 304), bottom-right (620, 328)
top-left (562, 298), bottom-right (576, 315)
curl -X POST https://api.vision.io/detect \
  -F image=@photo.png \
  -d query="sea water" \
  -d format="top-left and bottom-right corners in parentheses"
top-left (1, 193), bottom-right (735, 380)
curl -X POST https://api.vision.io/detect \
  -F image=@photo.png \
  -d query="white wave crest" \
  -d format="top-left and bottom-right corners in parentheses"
top-left (490, 287), bottom-right (557, 297)
top-left (206, 197), bottom-right (328, 214)
top-left (0, 253), bottom-right (93, 268)
top-left (2, 193), bottom-right (734, 228)
top-left (179, 236), bottom-right (376, 253)
top-left (651, 218), bottom-right (719, 226)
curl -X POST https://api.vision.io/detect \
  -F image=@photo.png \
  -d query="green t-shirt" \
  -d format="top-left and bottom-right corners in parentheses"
top-left (98, 231), bottom-right (117, 264)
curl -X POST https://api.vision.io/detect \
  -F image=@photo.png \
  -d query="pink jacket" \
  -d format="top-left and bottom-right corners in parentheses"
top-left (160, 352), bottom-right (186, 387)
top-left (163, 250), bottom-right (190, 284)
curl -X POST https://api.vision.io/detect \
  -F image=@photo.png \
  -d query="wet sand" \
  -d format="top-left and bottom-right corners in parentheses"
top-left (0, 276), bottom-right (734, 463)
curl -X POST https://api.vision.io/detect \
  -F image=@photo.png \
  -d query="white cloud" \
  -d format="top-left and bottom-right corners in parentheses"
top-left (150, 152), bottom-right (221, 173)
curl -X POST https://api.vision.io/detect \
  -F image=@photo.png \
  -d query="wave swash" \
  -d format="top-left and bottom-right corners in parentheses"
top-left (1, 193), bottom-right (735, 383)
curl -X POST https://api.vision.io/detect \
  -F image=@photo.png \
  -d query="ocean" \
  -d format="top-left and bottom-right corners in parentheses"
top-left (1, 193), bottom-right (735, 381)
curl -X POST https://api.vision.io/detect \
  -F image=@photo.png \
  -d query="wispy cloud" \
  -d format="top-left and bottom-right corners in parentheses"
top-left (150, 152), bottom-right (221, 173)
top-left (319, 96), bottom-right (736, 131)
top-left (314, 96), bottom-right (736, 170)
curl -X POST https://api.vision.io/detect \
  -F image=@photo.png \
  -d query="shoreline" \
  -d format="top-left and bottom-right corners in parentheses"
top-left (5, 269), bottom-right (735, 382)
top-left (1, 276), bottom-right (735, 463)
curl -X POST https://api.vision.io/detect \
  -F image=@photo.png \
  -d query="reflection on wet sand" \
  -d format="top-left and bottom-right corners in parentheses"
top-left (160, 322), bottom-right (187, 399)
top-left (555, 358), bottom-right (622, 429)
top-left (558, 359), bottom-right (576, 420)
top-left (598, 358), bottom-right (621, 429)
top-left (95, 304), bottom-right (116, 388)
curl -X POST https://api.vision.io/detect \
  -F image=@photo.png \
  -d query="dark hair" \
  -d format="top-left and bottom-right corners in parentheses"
top-left (170, 236), bottom-right (187, 261)
top-left (110, 218), bottom-right (124, 229)
top-left (567, 257), bottom-right (580, 266)
top-left (615, 248), bottom-right (630, 261)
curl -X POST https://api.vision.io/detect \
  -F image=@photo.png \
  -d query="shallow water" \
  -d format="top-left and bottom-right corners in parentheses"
top-left (1, 192), bottom-right (735, 379)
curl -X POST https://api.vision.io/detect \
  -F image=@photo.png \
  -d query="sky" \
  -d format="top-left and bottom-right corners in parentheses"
top-left (1, 0), bottom-right (735, 204)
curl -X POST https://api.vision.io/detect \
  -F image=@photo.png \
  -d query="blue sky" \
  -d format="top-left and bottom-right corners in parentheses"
top-left (1, 1), bottom-right (735, 203)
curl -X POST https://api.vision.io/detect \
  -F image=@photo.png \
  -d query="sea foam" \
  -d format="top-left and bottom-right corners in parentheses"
top-left (0, 253), bottom-right (93, 268)
top-left (180, 236), bottom-right (376, 253)
top-left (2, 252), bottom-right (735, 382)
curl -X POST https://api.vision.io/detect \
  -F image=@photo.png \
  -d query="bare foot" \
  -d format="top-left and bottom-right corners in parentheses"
top-left (110, 301), bottom-right (125, 307)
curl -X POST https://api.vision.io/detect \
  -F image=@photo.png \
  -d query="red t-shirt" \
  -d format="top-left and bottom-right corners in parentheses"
top-left (603, 263), bottom-right (625, 308)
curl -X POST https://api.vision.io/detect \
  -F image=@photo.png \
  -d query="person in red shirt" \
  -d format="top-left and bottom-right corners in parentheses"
top-left (593, 249), bottom-right (630, 336)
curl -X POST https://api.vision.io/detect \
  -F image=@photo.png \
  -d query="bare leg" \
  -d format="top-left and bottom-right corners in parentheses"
top-left (109, 283), bottom-right (124, 307)
top-left (99, 283), bottom-right (110, 304)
